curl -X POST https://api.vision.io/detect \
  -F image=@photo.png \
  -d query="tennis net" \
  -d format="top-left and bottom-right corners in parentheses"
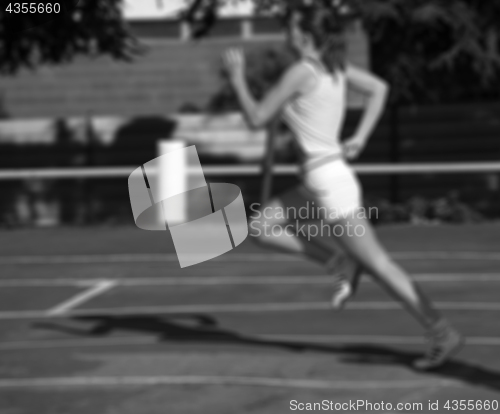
top-left (0, 156), bottom-right (498, 226)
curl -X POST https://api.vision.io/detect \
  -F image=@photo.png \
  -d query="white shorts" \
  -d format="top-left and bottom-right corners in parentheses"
top-left (301, 159), bottom-right (362, 220)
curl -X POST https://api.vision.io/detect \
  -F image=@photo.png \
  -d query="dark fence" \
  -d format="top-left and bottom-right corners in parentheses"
top-left (0, 102), bottom-right (499, 226)
top-left (343, 102), bottom-right (500, 208)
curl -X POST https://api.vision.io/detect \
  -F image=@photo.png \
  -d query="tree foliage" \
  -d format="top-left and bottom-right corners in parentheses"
top-left (364, 0), bottom-right (500, 103)
top-left (184, 0), bottom-right (500, 103)
top-left (0, 0), bottom-right (140, 75)
top-left (2, 0), bottom-right (498, 103)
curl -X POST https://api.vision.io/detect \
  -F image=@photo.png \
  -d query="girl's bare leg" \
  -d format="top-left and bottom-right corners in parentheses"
top-left (249, 197), bottom-right (338, 265)
top-left (249, 193), bottom-right (362, 309)
top-left (331, 214), bottom-right (464, 369)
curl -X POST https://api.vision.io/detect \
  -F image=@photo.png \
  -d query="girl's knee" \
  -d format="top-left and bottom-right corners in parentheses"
top-left (248, 208), bottom-right (286, 240)
top-left (365, 255), bottom-right (395, 278)
top-left (250, 229), bottom-right (265, 246)
top-left (248, 219), bottom-right (271, 246)
top-left (248, 219), bottom-right (264, 237)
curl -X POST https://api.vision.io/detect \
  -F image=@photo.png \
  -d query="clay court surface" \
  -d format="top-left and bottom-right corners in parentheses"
top-left (1, 223), bottom-right (500, 413)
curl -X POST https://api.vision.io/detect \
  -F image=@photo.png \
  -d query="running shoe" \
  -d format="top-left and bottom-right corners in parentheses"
top-left (413, 323), bottom-right (464, 370)
top-left (331, 277), bottom-right (353, 309)
top-left (326, 254), bottom-right (355, 310)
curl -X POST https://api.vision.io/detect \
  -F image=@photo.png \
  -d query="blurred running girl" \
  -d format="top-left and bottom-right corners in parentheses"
top-left (223, 2), bottom-right (463, 370)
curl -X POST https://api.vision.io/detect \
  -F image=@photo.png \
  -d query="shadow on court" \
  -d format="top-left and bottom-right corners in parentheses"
top-left (34, 315), bottom-right (305, 352)
top-left (34, 314), bottom-right (500, 393)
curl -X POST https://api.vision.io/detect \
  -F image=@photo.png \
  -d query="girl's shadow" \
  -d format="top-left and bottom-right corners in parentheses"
top-left (34, 314), bottom-right (500, 393)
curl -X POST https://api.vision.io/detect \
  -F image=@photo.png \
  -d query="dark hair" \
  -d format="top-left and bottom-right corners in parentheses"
top-left (286, 2), bottom-right (357, 73)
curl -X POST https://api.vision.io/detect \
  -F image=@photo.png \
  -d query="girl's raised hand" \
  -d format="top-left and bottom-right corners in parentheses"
top-left (222, 48), bottom-right (245, 82)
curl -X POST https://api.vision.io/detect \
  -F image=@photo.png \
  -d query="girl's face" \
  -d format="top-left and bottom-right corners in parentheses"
top-left (286, 12), bottom-right (307, 55)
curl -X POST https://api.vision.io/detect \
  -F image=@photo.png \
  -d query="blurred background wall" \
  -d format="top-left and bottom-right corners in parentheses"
top-left (0, 2), bottom-right (498, 228)
top-left (0, 18), bottom-right (368, 118)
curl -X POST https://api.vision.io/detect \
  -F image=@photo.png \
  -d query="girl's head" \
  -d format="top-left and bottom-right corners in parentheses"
top-left (285, 3), bottom-right (352, 73)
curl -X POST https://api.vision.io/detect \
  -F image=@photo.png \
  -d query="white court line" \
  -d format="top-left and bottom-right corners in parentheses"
top-left (1, 301), bottom-right (500, 321)
top-left (0, 251), bottom-right (499, 265)
top-left (394, 251), bottom-right (500, 260)
top-left (0, 337), bottom-right (157, 350)
top-left (46, 280), bottom-right (117, 316)
top-left (262, 334), bottom-right (500, 345)
top-left (1, 334), bottom-right (500, 351)
top-left (2, 273), bottom-right (500, 288)
top-left (0, 279), bottom-right (102, 287)
top-left (0, 375), bottom-right (466, 390)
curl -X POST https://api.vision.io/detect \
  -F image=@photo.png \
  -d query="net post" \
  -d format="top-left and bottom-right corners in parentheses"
top-left (157, 140), bottom-right (188, 226)
top-left (389, 105), bottom-right (401, 203)
top-left (260, 121), bottom-right (278, 206)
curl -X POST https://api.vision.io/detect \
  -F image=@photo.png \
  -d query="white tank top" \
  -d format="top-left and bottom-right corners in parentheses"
top-left (282, 60), bottom-right (346, 162)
